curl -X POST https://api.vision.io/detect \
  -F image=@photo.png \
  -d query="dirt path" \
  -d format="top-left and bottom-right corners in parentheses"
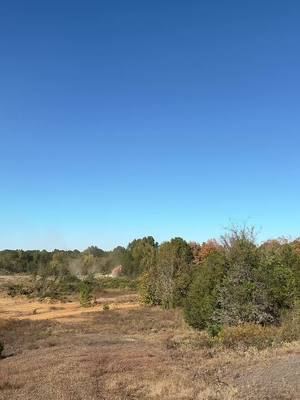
top-left (0, 295), bottom-right (139, 322)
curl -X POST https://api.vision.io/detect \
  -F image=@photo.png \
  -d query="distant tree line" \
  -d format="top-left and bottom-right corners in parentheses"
top-left (1, 227), bottom-right (300, 331)
top-left (0, 246), bottom-right (126, 276)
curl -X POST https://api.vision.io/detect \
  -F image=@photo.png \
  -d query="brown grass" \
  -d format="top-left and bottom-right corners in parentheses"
top-left (0, 290), bottom-right (139, 322)
top-left (0, 289), bottom-right (299, 400)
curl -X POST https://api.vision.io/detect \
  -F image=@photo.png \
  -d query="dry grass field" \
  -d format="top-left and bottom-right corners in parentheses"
top-left (0, 276), bottom-right (299, 400)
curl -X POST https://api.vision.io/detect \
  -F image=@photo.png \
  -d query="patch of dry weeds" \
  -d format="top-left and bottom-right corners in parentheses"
top-left (0, 292), bottom-right (299, 400)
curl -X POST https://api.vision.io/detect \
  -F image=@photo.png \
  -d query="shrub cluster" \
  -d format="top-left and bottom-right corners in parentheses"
top-left (6, 273), bottom-right (81, 301)
top-left (95, 276), bottom-right (138, 290)
top-left (184, 227), bottom-right (299, 330)
top-left (135, 227), bottom-right (299, 334)
top-left (79, 280), bottom-right (93, 307)
top-left (216, 301), bottom-right (300, 349)
top-left (138, 238), bottom-right (193, 308)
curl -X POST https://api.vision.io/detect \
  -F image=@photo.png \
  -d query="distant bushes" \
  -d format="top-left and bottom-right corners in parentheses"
top-left (6, 273), bottom-right (80, 301)
top-left (0, 246), bottom-right (125, 277)
top-left (5, 273), bottom-right (137, 302)
top-left (122, 237), bottom-right (157, 278)
top-left (79, 281), bottom-right (93, 307)
top-left (78, 276), bottom-right (137, 307)
top-left (7, 283), bottom-right (33, 297)
top-left (2, 226), bottom-right (300, 342)
top-left (95, 276), bottom-right (138, 290)
top-left (32, 274), bottom-right (80, 300)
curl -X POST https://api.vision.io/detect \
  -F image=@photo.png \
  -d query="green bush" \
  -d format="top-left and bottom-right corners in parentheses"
top-left (6, 274), bottom-right (81, 300)
top-left (34, 274), bottom-right (80, 300)
top-left (184, 226), bottom-right (299, 330)
top-left (96, 276), bottom-right (138, 290)
top-left (7, 284), bottom-right (33, 297)
top-left (214, 253), bottom-right (296, 327)
top-left (207, 323), bottom-right (222, 337)
top-left (139, 271), bottom-right (160, 305)
top-left (122, 236), bottom-right (157, 278)
top-left (138, 238), bottom-right (194, 308)
top-left (79, 281), bottom-right (92, 307)
top-left (184, 252), bottom-right (225, 330)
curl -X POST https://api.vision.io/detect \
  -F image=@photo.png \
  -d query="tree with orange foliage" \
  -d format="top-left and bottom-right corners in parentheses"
top-left (189, 240), bottom-right (220, 265)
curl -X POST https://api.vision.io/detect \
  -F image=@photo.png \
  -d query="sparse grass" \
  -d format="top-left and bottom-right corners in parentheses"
top-left (0, 319), bottom-right (57, 355)
top-left (215, 303), bottom-right (300, 350)
top-left (280, 302), bottom-right (300, 342)
top-left (0, 285), bottom-right (299, 400)
top-left (217, 324), bottom-right (279, 349)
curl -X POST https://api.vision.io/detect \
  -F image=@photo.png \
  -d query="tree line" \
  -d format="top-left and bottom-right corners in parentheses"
top-left (0, 246), bottom-right (125, 276)
top-left (1, 227), bottom-right (300, 331)
top-left (122, 227), bottom-right (300, 332)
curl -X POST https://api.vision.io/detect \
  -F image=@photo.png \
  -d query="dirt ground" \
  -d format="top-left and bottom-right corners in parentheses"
top-left (0, 292), bottom-right (139, 322)
top-left (0, 286), bottom-right (299, 399)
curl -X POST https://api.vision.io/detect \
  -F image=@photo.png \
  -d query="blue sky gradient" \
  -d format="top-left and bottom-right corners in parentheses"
top-left (1, 1), bottom-right (299, 249)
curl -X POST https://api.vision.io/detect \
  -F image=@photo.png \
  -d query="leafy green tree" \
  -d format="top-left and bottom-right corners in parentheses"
top-left (139, 271), bottom-right (159, 305)
top-left (83, 246), bottom-right (105, 258)
top-left (123, 236), bottom-right (157, 278)
top-left (157, 238), bottom-right (193, 307)
top-left (140, 237), bottom-right (193, 308)
top-left (81, 253), bottom-right (95, 276)
top-left (184, 251), bottom-right (225, 329)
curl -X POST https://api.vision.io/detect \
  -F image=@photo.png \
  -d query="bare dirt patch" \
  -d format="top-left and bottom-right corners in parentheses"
top-left (0, 292), bottom-right (138, 322)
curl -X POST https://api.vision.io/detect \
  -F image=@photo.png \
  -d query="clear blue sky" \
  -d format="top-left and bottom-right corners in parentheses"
top-left (1, 1), bottom-right (299, 250)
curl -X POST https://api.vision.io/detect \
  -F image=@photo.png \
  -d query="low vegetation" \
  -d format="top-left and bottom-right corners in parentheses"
top-left (79, 280), bottom-right (93, 307)
top-left (0, 225), bottom-right (299, 399)
top-left (2, 225), bottom-right (300, 346)
top-left (134, 227), bottom-right (300, 348)
top-left (184, 228), bottom-right (298, 332)
top-left (96, 276), bottom-right (138, 290)
top-left (0, 302), bottom-right (299, 399)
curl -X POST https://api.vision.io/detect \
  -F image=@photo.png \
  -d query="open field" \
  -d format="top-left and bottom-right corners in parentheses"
top-left (0, 291), bottom-right (138, 322)
top-left (0, 277), bottom-right (299, 400)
